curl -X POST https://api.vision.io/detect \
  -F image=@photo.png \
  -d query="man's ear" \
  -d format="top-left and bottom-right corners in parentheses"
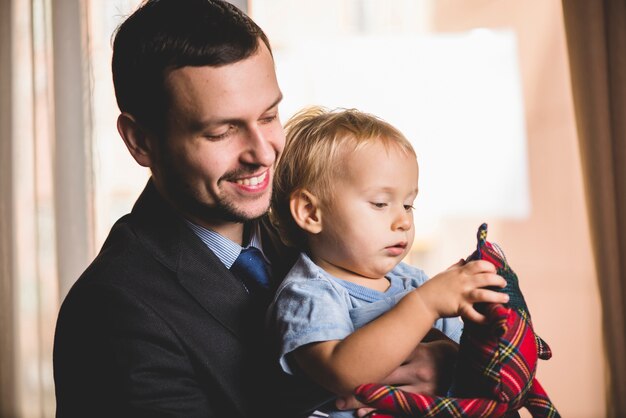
top-left (289, 189), bottom-right (323, 234)
top-left (117, 112), bottom-right (155, 168)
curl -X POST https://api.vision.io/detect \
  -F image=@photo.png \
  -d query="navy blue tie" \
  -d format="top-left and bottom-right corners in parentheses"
top-left (231, 247), bottom-right (271, 292)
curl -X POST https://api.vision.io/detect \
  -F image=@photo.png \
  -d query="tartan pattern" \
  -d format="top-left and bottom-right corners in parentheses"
top-left (355, 224), bottom-right (560, 417)
top-left (357, 384), bottom-right (508, 418)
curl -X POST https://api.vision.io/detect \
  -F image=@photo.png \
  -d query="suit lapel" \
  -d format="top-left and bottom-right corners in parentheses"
top-left (176, 225), bottom-right (254, 339)
top-left (131, 181), bottom-right (254, 340)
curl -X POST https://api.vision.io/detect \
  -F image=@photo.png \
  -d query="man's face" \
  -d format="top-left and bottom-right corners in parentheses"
top-left (151, 42), bottom-right (284, 233)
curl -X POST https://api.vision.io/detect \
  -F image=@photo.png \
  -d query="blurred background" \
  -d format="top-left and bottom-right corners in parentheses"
top-left (1, 0), bottom-right (619, 417)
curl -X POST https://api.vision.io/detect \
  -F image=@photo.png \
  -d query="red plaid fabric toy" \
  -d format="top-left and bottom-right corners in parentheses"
top-left (355, 223), bottom-right (560, 417)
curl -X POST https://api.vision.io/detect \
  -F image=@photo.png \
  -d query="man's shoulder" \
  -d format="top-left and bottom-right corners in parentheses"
top-left (69, 210), bottom-right (191, 295)
top-left (81, 214), bottom-right (161, 280)
top-left (56, 209), bottom-right (225, 336)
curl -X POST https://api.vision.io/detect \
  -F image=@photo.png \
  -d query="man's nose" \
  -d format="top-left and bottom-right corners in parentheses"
top-left (241, 125), bottom-right (276, 166)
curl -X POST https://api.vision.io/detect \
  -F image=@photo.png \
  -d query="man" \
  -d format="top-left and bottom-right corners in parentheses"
top-left (53, 1), bottom-right (456, 417)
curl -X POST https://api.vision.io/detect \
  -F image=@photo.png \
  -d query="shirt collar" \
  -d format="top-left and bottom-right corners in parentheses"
top-left (185, 220), bottom-right (267, 269)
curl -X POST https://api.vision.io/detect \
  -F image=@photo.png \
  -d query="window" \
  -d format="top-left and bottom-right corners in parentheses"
top-left (0, 2), bottom-right (601, 416)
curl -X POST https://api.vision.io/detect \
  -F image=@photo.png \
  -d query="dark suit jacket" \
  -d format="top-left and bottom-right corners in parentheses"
top-left (53, 181), bottom-right (331, 417)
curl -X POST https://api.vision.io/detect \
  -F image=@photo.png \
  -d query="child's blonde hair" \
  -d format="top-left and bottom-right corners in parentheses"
top-left (271, 106), bottom-right (416, 249)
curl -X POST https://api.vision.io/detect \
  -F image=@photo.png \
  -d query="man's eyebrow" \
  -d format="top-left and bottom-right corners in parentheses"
top-left (265, 92), bottom-right (283, 113)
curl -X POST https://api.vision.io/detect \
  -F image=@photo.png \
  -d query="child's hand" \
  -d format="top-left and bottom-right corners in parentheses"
top-left (417, 259), bottom-right (509, 323)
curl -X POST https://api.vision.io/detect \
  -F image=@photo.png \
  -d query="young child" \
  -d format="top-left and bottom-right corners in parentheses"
top-left (267, 107), bottom-right (509, 417)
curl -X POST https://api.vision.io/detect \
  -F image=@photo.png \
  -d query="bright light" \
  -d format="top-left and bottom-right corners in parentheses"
top-left (276, 30), bottom-right (530, 225)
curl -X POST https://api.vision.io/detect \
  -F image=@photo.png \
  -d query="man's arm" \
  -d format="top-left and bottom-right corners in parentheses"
top-left (54, 282), bottom-right (215, 418)
top-left (384, 331), bottom-right (459, 395)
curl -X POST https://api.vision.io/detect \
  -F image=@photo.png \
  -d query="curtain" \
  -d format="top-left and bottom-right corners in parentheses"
top-left (0, 0), bottom-right (94, 416)
top-left (0, 0), bottom-right (58, 415)
top-left (0, 0), bottom-right (18, 415)
top-left (561, 1), bottom-right (626, 417)
top-left (2, 0), bottom-right (253, 415)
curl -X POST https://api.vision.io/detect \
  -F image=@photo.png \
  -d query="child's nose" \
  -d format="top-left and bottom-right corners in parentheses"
top-left (392, 209), bottom-right (411, 231)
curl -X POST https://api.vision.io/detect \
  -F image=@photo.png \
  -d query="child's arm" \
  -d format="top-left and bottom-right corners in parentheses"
top-left (334, 337), bottom-right (459, 413)
top-left (292, 259), bottom-right (508, 396)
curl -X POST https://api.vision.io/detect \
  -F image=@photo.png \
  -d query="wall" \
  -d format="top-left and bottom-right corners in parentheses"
top-left (431, 1), bottom-right (605, 417)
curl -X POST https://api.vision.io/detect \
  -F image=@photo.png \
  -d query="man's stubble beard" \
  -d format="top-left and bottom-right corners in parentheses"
top-left (177, 182), bottom-right (270, 224)
top-left (153, 140), bottom-right (272, 224)
top-left (160, 166), bottom-right (271, 225)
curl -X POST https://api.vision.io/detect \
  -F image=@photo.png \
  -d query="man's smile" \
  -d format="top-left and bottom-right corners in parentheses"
top-left (233, 169), bottom-right (270, 191)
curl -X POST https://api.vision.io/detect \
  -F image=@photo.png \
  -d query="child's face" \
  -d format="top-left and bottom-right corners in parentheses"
top-left (311, 141), bottom-right (418, 282)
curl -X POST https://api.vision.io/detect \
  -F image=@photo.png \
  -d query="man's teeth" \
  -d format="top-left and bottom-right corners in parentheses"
top-left (236, 171), bottom-right (267, 186)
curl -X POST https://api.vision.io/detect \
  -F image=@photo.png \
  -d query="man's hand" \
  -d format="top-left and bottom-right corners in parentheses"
top-left (388, 332), bottom-right (459, 395)
top-left (335, 336), bottom-right (459, 416)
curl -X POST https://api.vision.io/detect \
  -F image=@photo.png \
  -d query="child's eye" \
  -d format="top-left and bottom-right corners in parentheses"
top-left (404, 204), bottom-right (415, 211)
top-left (370, 202), bottom-right (388, 209)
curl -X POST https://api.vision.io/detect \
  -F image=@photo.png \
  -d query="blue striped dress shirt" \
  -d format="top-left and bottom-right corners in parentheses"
top-left (184, 220), bottom-right (268, 269)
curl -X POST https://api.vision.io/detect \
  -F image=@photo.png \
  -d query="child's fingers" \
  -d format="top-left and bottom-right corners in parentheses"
top-left (468, 288), bottom-right (509, 305)
top-left (473, 272), bottom-right (507, 289)
top-left (464, 259), bottom-right (497, 274)
top-left (460, 306), bottom-right (487, 324)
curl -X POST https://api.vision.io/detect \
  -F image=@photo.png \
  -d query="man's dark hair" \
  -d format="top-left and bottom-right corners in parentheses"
top-left (112, 0), bottom-right (271, 133)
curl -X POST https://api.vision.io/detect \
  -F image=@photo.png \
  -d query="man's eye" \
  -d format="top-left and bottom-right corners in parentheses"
top-left (371, 202), bottom-right (387, 208)
top-left (205, 126), bottom-right (235, 141)
top-left (260, 114), bottom-right (278, 124)
top-left (205, 132), bottom-right (228, 140)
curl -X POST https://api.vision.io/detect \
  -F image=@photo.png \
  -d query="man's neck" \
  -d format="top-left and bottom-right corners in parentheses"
top-left (188, 217), bottom-right (245, 245)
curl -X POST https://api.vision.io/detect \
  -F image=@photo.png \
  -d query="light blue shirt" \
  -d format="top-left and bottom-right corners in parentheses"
top-left (267, 253), bottom-right (463, 418)
top-left (185, 220), bottom-right (267, 268)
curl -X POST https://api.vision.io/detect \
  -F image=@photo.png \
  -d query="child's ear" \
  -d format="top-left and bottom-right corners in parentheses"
top-left (289, 189), bottom-right (323, 234)
top-left (117, 112), bottom-right (155, 168)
